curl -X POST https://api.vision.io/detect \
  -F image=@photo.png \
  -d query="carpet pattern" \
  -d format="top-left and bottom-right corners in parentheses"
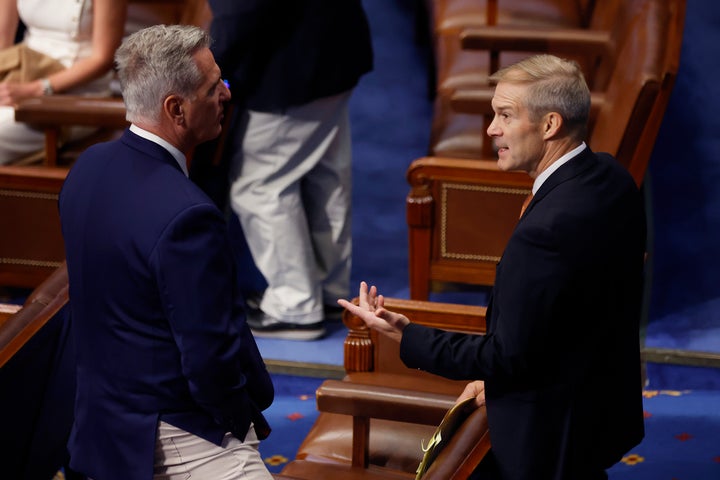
top-left (47, 376), bottom-right (720, 479)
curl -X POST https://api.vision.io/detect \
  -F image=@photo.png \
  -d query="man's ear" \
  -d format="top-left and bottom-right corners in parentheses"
top-left (542, 111), bottom-right (563, 139)
top-left (163, 95), bottom-right (185, 126)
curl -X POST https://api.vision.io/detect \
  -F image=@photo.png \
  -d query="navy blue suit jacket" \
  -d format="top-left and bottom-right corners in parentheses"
top-left (59, 130), bottom-right (274, 480)
top-left (207, 0), bottom-right (373, 110)
top-left (401, 149), bottom-right (646, 479)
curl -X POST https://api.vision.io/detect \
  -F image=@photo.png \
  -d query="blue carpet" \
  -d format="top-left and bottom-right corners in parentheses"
top-left (259, 374), bottom-right (325, 474)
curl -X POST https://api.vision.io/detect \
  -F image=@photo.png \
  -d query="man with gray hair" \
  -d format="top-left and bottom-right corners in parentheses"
top-left (59, 24), bottom-right (274, 480)
top-left (341, 54), bottom-right (646, 479)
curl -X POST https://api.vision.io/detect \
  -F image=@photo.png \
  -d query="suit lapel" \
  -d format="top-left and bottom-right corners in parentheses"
top-left (522, 147), bottom-right (598, 218)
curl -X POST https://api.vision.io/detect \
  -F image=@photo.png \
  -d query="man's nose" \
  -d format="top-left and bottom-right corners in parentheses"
top-left (486, 117), bottom-right (499, 137)
top-left (221, 80), bottom-right (231, 101)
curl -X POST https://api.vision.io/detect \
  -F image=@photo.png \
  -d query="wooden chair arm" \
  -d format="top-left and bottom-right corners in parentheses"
top-left (406, 156), bottom-right (530, 188)
top-left (449, 87), bottom-right (607, 121)
top-left (0, 263), bottom-right (68, 368)
top-left (14, 95), bottom-right (128, 166)
top-left (14, 95), bottom-right (128, 129)
top-left (316, 379), bottom-right (456, 426)
top-left (460, 26), bottom-right (612, 58)
top-left (342, 296), bottom-right (487, 373)
top-left (316, 379), bottom-right (458, 469)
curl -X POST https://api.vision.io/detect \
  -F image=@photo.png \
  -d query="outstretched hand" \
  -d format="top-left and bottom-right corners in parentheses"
top-left (337, 281), bottom-right (410, 343)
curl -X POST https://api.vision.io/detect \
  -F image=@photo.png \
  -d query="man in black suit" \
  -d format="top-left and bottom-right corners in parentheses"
top-left (340, 54), bottom-right (646, 479)
top-left (205, 0), bottom-right (373, 340)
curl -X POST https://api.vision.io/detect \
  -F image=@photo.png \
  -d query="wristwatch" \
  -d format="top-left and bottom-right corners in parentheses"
top-left (41, 78), bottom-right (54, 96)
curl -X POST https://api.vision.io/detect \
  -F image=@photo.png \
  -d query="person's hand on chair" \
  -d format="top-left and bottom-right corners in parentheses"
top-left (457, 380), bottom-right (486, 408)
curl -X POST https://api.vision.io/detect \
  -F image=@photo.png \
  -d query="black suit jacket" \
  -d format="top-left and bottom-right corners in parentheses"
top-left (401, 148), bottom-right (646, 479)
top-left (207, 0), bottom-right (373, 111)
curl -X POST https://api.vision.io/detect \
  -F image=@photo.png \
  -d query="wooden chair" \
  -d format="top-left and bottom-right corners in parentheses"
top-left (417, 1), bottom-right (598, 97)
top-left (289, 298), bottom-right (488, 475)
top-left (406, 157), bottom-right (531, 299)
top-left (281, 380), bottom-right (490, 480)
top-left (0, 165), bottom-right (67, 288)
top-left (430, 0), bottom-right (657, 158)
top-left (407, 0), bottom-right (685, 299)
top-left (13, 0), bottom-right (211, 167)
top-left (431, 0), bottom-right (594, 88)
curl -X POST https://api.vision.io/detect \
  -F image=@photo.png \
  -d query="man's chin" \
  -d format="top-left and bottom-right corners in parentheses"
top-left (203, 126), bottom-right (223, 143)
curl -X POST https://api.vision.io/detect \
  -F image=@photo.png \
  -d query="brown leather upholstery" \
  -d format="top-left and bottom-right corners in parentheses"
top-left (0, 263), bottom-right (68, 368)
top-left (433, 0), bottom-right (591, 92)
top-left (448, 0), bottom-right (685, 179)
top-left (0, 165), bottom-right (67, 288)
top-left (430, 0), bottom-right (664, 159)
top-left (291, 298), bottom-right (486, 475)
top-left (282, 380), bottom-right (490, 480)
top-left (429, 0), bottom-right (593, 113)
top-left (408, 0), bottom-right (685, 299)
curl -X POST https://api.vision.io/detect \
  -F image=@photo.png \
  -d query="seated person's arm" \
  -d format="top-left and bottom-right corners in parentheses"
top-left (0, 0), bottom-right (19, 48)
top-left (0, 0), bottom-right (127, 104)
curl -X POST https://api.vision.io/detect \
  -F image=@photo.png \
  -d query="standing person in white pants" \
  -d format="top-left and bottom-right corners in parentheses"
top-left (207, 0), bottom-right (373, 340)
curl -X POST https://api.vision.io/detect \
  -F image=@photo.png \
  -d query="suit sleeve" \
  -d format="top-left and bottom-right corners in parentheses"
top-left (401, 221), bottom-right (578, 386)
top-left (149, 202), bottom-right (274, 429)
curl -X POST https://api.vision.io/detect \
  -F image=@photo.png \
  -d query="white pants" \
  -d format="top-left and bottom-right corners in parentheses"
top-left (0, 105), bottom-right (100, 165)
top-left (153, 421), bottom-right (273, 480)
top-left (229, 91), bottom-right (353, 324)
top-left (0, 105), bottom-right (48, 163)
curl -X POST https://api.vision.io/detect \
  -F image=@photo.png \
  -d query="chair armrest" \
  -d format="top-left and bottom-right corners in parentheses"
top-left (312, 380), bottom-right (491, 476)
top-left (342, 296), bottom-right (487, 373)
top-left (450, 87), bottom-right (607, 119)
top-left (316, 379), bottom-right (456, 426)
top-left (316, 379), bottom-right (458, 469)
top-left (343, 297), bottom-right (487, 332)
top-left (406, 156), bottom-right (529, 187)
top-left (0, 263), bottom-right (68, 368)
top-left (460, 26), bottom-right (612, 58)
top-left (14, 95), bottom-right (128, 129)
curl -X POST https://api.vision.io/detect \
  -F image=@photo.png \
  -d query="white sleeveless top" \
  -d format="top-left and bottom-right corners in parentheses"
top-left (18, 0), bottom-right (112, 95)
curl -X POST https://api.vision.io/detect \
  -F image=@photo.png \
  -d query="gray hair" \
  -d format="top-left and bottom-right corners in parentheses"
top-left (489, 54), bottom-right (591, 140)
top-left (114, 24), bottom-right (211, 125)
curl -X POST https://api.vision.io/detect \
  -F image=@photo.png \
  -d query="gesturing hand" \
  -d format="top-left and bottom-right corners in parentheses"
top-left (337, 281), bottom-right (410, 343)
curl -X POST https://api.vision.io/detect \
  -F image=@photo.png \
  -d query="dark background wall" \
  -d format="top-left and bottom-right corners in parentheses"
top-left (644, 0), bottom-right (719, 351)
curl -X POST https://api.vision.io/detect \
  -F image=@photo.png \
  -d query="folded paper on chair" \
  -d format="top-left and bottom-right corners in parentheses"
top-left (416, 396), bottom-right (477, 479)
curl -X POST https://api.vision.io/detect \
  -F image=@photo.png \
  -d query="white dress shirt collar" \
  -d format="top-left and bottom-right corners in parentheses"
top-left (129, 124), bottom-right (188, 177)
top-left (532, 142), bottom-right (586, 195)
